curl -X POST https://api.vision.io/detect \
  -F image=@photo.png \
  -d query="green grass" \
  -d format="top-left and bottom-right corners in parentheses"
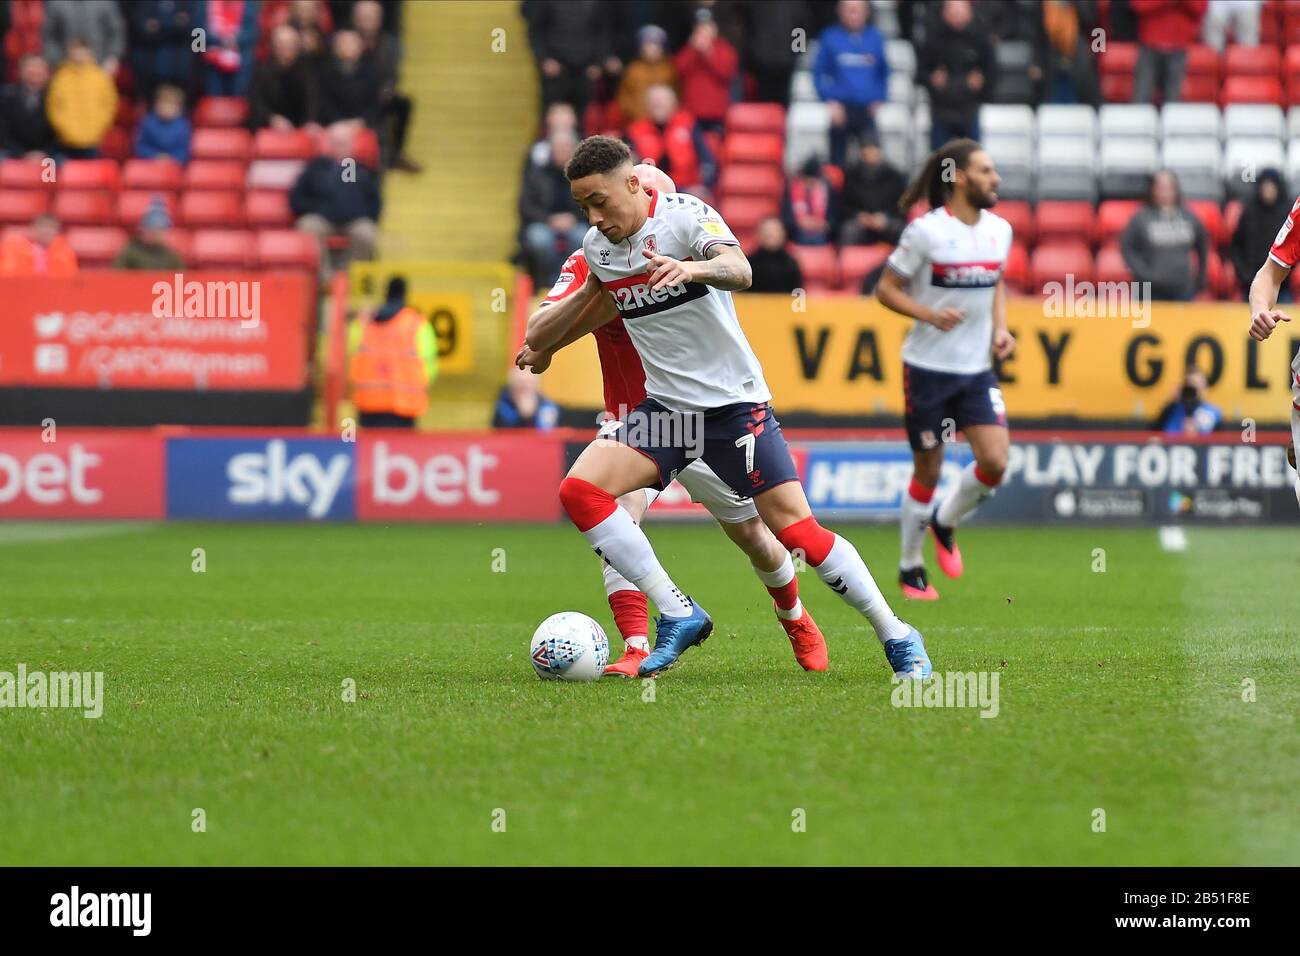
top-left (0, 520), bottom-right (1296, 866)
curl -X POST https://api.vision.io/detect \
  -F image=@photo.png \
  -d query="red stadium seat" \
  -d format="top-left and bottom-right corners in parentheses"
top-left (191, 127), bottom-right (252, 162)
top-left (1096, 199), bottom-right (1142, 244)
top-left (839, 243), bottom-right (892, 291)
top-left (53, 189), bottom-right (116, 226)
top-left (1181, 72), bottom-right (1220, 103)
top-left (1221, 74), bottom-right (1283, 105)
top-left (254, 128), bottom-right (317, 160)
top-left (244, 189), bottom-right (294, 227)
top-left (725, 103), bottom-right (786, 136)
top-left (161, 228), bottom-right (192, 263)
top-left (721, 133), bottom-right (784, 166)
top-left (0, 158), bottom-right (52, 190)
top-left (1002, 241), bottom-right (1030, 293)
top-left (183, 160), bottom-right (246, 191)
top-left (246, 159), bottom-right (306, 191)
top-left (1034, 200), bottom-right (1095, 246)
top-left (255, 229), bottom-right (320, 273)
top-left (59, 159), bottom-right (121, 191)
top-left (1225, 43), bottom-right (1278, 77)
top-left (1184, 44), bottom-right (1221, 83)
top-left (995, 199), bottom-right (1033, 245)
top-left (100, 126), bottom-right (132, 162)
top-left (179, 190), bottom-right (245, 227)
top-left (1222, 199), bottom-right (1244, 247)
top-left (1099, 42), bottom-right (1138, 101)
top-left (1187, 200), bottom-right (1222, 246)
top-left (193, 96), bottom-right (250, 128)
top-left (789, 244), bottom-right (839, 289)
top-left (190, 229), bottom-right (255, 269)
top-left (0, 189), bottom-right (49, 224)
top-left (719, 196), bottom-right (779, 231)
top-left (352, 127), bottom-right (380, 169)
top-left (1094, 242), bottom-right (1132, 284)
top-left (64, 226), bottom-right (128, 266)
top-left (1030, 240), bottom-right (1093, 289)
top-left (116, 190), bottom-right (178, 227)
top-left (717, 163), bottom-right (785, 199)
top-left (123, 158), bottom-right (183, 193)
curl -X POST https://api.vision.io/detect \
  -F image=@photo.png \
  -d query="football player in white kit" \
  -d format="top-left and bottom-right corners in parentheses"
top-left (1246, 191), bottom-right (1300, 507)
top-left (528, 135), bottom-right (930, 679)
top-left (876, 139), bottom-right (1015, 600)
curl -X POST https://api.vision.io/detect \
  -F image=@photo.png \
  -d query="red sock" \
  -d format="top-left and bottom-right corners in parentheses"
top-left (767, 576), bottom-right (800, 611)
top-left (775, 516), bottom-right (836, 567)
top-left (908, 477), bottom-right (936, 503)
top-left (608, 589), bottom-right (648, 644)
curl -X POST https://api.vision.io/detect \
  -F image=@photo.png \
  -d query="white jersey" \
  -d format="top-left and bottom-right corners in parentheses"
top-left (582, 190), bottom-right (771, 412)
top-left (886, 206), bottom-right (1013, 375)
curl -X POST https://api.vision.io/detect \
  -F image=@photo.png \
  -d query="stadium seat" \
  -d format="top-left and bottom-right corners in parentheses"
top-left (1097, 200), bottom-right (1143, 244)
top-left (1224, 103), bottom-right (1286, 139)
top-left (1099, 138), bottom-right (1159, 199)
top-left (1094, 242), bottom-right (1132, 284)
top-left (790, 70), bottom-right (818, 104)
top-left (1036, 137), bottom-right (1098, 202)
top-left (1187, 199), bottom-right (1223, 246)
top-left (190, 229), bottom-right (255, 269)
top-left (1035, 201), bottom-right (1096, 246)
top-left (0, 189), bottom-right (48, 224)
top-left (723, 132), bottom-right (784, 166)
top-left (246, 159), bottom-right (307, 191)
top-left (1099, 104), bottom-right (1159, 139)
top-left (64, 226), bottom-right (128, 267)
top-left (1225, 137), bottom-right (1286, 199)
top-left (179, 190), bottom-right (245, 227)
top-left (1184, 44), bottom-right (1221, 85)
top-left (191, 127), bottom-right (253, 163)
top-left (59, 159), bottom-right (121, 191)
top-left (991, 41), bottom-right (1035, 103)
top-left (1098, 42), bottom-right (1139, 101)
top-left (995, 199), bottom-right (1033, 245)
top-left (718, 163), bottom-right (785, 199)
top-left (1181, 71), bottom-right (1221, 104)
top-left (1161, 136), bottom-right (1225, 201)
top-left (117, 190), bottom-right (178, 227)
top-left (1161, 103), bottom-right (1223, 140)
top-left (984, 136), bottom-right (1033, 201)
top-left (719, 196), bottom-right (778, 231)
top-left (785, 102), bottom-right (830, 169)
top-left (122, 158), bottom-right (183, 193)
top-left (789, 244), bottom-right (838, 290)
top-left (885, 38), bottom-right (916, 79)
top-left (839, 242), bottom-right (892, 292)
top-left (980, 104), bottom-right (1035, 140)
top-left (255, 229), bottom-right (320, 273)
top-left (254, 128), bottom-right (317, 160)
top-left (1225, 43), bottom-right (1280, 77)
top-left (1002, 241), bottom-right (1030, 294)
top-left (1222, 75), bottom-right (1283, 106)
top-left (352, 127), bottom-right (380, 169)
top-left (1031, 240), bottom-right (1094, 289)
top-left (0, 158), bottom-right (51, 190)
top-left (874, 102), bottom-right (914, 170)
top-left (1038, 104), bottom-right (1098, 144)
top-left (725, 103), bottom-right (785, 136)
top-left (183, 160), bottom-right (246, 192)
top-left (100, 126), bottom-right (132, 162)
top-left (244, 189), bottom-right (294, 228)
top-left (886, 70), bottom-right (917, 105)
top-left (53, 189), bottom-right (115, 226)
top-left (1221, 199), bottom-right (1244, 247)
top-left (162, 228), bottom-right (192, 263)
top-left (193, 96), bottom-right (250, 128)
top-left (1286, 45), bottom-right (1300, 102)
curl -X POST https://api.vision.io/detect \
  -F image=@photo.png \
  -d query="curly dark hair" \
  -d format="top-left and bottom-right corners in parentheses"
top-left (565, 135), bottom-right (631, 182)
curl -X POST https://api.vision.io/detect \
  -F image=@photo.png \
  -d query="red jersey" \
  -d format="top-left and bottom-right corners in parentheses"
top-left (541, 249), bottom-right (647, 416)
top-left (1268, 196), bottom-right (1300, 269)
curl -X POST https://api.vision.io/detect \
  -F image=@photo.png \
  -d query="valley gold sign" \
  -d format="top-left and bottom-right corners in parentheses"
top-left (540, 296), bottom-right (1299, 424)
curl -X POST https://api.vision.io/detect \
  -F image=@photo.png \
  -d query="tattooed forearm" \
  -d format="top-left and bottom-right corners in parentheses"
top-left (691, 245), bottom-right (752, 291)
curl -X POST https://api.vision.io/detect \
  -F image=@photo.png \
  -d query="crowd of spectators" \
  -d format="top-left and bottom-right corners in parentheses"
top-left (0, 0), bottom-right (418, 279)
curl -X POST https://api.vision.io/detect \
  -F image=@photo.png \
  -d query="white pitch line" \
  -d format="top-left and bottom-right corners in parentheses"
top-left (1158, 525), bottom-right (1187, 553)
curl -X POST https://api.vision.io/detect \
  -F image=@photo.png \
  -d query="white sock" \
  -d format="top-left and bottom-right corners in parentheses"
top-left (814, 535), bottom-right (910, 643)
top-left (582, 507), bottom-right (693, 618)
top-left (936, 462), bottom-right (998, 528)
top-left (1292, 407), bottom-right (1300, 508)
top-left (752, 554), bottom-right (802, 620)
top-left (899, 489), bottom-right (932, 569)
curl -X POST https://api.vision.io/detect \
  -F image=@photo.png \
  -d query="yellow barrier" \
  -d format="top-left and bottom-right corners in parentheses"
top-left (541, 296), bottom-right (1300, 424)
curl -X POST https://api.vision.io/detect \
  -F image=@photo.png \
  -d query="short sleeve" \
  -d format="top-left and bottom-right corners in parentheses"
top-left (541, 250), bottom-right (590, 304)
top-left (886, 220), bottom-right (930, 279)
top-left (668, 198), bottom-right (740, 260)
top-left (1268, 197), bottom-right (1300, 269)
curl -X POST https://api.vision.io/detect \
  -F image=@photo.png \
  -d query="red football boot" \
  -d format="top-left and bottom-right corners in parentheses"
top-left (603, 644), bottom-right (648, 678)
top-left (778, 605), bottom-right (828, 672)
top-left (899, 565), bottom-right (940, 600)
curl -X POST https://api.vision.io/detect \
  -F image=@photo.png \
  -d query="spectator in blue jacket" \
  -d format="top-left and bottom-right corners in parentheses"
top-left (135, 83), bottom-right (191, 164)
top-left (812, 0), bottom-right (888, 168)
top-left (493, 367), bottom-right (561, 430)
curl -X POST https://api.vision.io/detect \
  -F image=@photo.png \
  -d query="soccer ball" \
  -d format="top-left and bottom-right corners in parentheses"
top-left (529, 612), bottom-right (609, 682)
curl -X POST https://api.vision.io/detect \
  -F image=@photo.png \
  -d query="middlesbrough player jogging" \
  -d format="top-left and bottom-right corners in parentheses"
top-left (875, 139), bottom-right (1014, 601)
top-left (1246, 191), bottom-right (1300, 508)
top-left (528, 135), bottom-right (930, 679)
top-left (520, 164), bottom-right (830, 676)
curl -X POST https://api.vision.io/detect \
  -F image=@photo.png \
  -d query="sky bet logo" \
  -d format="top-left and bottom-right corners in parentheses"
top-left (167, 438), bottom-right (355, 520)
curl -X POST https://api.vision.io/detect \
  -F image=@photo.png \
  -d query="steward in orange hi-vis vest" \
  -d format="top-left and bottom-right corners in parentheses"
top-left (349, 303), bottom-right (436, 421)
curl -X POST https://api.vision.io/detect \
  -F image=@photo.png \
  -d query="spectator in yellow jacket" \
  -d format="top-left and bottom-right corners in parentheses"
top-left (46, 38), bottom-right (118, 156)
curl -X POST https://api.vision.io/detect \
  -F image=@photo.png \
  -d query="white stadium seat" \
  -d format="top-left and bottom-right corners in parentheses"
top-left (1099, 103), bottom-right (1159, 139)
top-left (1161, 103), bottom-right (1222, 140)
top-left (1037, 104), bottom-right (1098, 144)
top-left (980, 104), bottom-right (1035, 141)
top-left (1223, 104), bottom-right (1285, 141)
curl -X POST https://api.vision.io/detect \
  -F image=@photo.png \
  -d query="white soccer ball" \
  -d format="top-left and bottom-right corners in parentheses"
top-left (529, 612), bottom-right (609, 682)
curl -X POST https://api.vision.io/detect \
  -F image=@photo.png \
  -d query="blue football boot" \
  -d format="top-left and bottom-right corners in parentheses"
top-left (638, 602), bottom-right (713, 677)
top-left (883, 624), bottom-right (932, 679)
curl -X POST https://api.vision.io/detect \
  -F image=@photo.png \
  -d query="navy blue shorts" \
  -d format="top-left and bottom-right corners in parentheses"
top-left (903, 363), bottom-right (1007, 452)
top-left (606, 397), bottom-right (801, 498)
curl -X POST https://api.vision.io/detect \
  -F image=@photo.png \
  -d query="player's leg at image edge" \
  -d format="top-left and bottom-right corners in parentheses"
top-left (899, 476), bottom-right (940, 600)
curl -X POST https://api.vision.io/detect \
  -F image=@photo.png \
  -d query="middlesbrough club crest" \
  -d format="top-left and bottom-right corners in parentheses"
top-left (644, 234), bottom-right (656, 254)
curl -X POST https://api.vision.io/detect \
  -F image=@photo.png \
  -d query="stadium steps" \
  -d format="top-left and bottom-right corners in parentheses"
top-left (382, 0), bottom-right (537, 263)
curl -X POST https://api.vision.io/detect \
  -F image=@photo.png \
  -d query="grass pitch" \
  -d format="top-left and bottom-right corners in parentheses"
top-left (0, 520), bottom-right (1296, 866)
